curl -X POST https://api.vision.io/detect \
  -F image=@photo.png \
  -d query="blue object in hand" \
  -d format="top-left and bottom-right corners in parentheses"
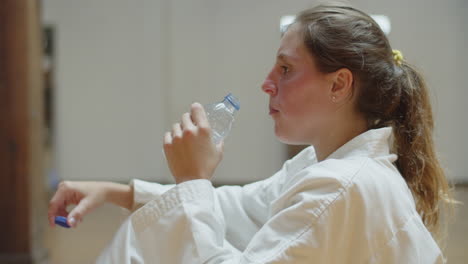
top-left (55, 216), bottom-right (71, 228)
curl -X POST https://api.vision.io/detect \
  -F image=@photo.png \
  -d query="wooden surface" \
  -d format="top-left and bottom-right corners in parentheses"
top-left (0, 0), bottom-right (47, 263)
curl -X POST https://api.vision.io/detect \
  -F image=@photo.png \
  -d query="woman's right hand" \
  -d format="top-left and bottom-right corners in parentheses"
top-left (48, 181), bottom-right (133, 228)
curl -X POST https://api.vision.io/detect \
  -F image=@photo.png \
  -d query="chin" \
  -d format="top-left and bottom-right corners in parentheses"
top-left (278, 138), bottom-right (309, 145)
top-left (275, 131), bottom-right (308, 145)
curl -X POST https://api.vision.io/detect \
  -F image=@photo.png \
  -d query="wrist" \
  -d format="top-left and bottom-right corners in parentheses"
top-left (105, 182), bottom-right (133, 210)
top-left (176, 177), bottom-right (210, 185)
top-left (175, 177), bottom-right (204, 184)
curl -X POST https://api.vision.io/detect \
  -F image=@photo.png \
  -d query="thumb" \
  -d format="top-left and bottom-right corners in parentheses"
top-left (67, 197), bottom-right (93, 227)
top-left (216, 141), bottom-right (224, 153)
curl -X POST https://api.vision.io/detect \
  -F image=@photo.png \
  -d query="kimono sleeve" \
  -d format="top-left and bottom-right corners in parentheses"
top-left (129, 179), bottom-right (175, 211)
top-left (124, 175), bottom-right (350, 264)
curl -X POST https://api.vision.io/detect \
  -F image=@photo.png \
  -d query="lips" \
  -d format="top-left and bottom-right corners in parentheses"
top-left (269, 105), bottom-right (279, 115)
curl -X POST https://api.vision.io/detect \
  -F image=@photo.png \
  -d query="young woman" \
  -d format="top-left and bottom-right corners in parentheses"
top-left (48, 3), bottom-right (452, 263)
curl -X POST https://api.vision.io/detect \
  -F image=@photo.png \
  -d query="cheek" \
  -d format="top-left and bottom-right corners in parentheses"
top-left (279, 73), bottom-right (330, 116)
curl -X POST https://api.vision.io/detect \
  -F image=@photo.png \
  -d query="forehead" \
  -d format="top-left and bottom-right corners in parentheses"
top-left (276, 25), bottom-right (311, 63)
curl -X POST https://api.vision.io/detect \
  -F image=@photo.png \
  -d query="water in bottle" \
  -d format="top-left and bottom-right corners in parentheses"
top-left (204, 93), bottom-right (240, 144)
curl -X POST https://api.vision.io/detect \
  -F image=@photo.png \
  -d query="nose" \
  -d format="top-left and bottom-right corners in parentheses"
top-left (261, 75), bottom-right (277, 96)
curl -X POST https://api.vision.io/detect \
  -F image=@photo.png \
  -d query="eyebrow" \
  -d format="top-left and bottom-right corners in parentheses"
top-left (277, 52), bottom-right (299, 63)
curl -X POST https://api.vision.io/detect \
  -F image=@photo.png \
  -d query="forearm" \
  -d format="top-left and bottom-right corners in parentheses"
top-left (104, 182), bottom-right (134, 210)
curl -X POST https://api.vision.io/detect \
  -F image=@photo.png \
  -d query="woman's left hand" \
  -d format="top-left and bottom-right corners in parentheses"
top-left (163, 102), bottom-right (223, 184)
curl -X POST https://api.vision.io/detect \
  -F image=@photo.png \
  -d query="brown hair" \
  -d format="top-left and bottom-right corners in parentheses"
top-left (293, 3), bottom-right (453, 238)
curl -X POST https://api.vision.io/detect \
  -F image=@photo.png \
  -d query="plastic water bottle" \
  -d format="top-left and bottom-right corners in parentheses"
top-left (204, 93), bottom-right (240, 144)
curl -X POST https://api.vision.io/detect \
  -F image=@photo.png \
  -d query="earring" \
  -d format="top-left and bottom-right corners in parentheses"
top-left (331, 96), bottom-right (337, 102)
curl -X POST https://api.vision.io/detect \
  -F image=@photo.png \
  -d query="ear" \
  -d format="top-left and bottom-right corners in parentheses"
top-left (328, 68), bottom-right (354, 103)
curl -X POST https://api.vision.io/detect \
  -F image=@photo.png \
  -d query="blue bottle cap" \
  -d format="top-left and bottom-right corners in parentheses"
top-left (55, 216), bottom-right (71, 228)
top-left (224, 93), bottom-right (240, 110)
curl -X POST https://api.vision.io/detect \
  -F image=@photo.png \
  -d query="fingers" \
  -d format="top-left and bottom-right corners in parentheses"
top-left (164, 131), bottom-right (172, 145)
top-left (216, 140), bottom-right (224, 152)
top-left (172, 123), bottom-right (182, 139)
top-left (48, 196), bottom-right (71, 227)
top-left (67, 197), bottom-right (93, 228)
top-left (48, 204), bottom-right (59, 227)
top-left (190, 103), bottom-right (210, 129)
top-left (48, 188), bottom-right (67, 227)
top-left (164, 103), bottom-right (211, 149)
top-left (47, 181), bottom-right (85, 228)
top-left (181, 112), bottom-right (195, 131)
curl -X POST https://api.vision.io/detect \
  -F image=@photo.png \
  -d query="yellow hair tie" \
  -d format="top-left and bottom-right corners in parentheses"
top-left (392, 49), bottom-right (404, 66)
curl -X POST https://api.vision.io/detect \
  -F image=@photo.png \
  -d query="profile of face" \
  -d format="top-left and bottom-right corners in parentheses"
top-left (261, 24), bottom-right (338, 145)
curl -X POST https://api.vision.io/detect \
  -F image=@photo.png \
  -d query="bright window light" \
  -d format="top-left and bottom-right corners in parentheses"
top-left (279, 14), bottom-right (391, 36)
top-left (280, 15), bottom-right (295, 34)
top-left (370, 15), bottom-right (391, 35)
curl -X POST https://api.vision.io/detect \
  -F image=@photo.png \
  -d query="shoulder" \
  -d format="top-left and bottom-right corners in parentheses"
top-left (269, 158), bottom-right (369, 218)
top-left (280, 156), bottom-right (415, 218)
top-left (285, 157), bottom-right (370, 192)
top-left (290, 155), bottom-right (408, 197)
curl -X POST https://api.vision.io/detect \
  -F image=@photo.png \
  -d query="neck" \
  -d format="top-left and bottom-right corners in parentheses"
top-left (312, 114), bottom-right (368, 162)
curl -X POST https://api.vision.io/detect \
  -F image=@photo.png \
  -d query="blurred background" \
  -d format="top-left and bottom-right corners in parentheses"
top-left (0, 0), bottom-right (466, 263)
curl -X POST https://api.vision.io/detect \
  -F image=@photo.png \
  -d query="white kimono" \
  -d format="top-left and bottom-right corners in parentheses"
top-left (97, 127), bottom-right (445, 263)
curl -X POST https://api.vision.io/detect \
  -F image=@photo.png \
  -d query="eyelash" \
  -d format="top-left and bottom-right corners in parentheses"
top-left (280, 65), bottom-right (290, 75)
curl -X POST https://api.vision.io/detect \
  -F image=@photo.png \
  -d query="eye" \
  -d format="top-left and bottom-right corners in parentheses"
top-left (280, 65), bottom-right (290, 74)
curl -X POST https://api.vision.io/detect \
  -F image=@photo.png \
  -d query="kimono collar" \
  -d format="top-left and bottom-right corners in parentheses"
top-left (289, 127), bottom-right (394, 173)
top-left (326, 126), bottom-right (394, 160)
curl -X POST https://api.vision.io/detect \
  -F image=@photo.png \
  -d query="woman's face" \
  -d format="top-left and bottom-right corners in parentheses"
top-left (261, 25), bottom-right (336, 145)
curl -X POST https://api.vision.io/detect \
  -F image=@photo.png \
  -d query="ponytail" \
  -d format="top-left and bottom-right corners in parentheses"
top-left (391, 61), bottom-right (453, 237)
